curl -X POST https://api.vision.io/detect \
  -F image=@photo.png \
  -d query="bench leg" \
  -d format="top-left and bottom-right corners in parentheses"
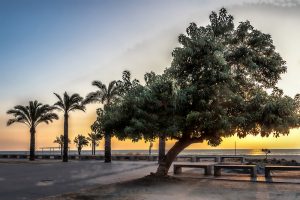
top-left (265, 169), bottom-right (271, 178)
top-left (205, 166), bottom-right (212, 175)
top-left (174, 166), bottom-right (182, 174)
top-left (251, 168), bottom-right (257, 177)
top-left (191, 157), bottom-right (196, 162)
top-left (214, 167), bottom-right (221, 176)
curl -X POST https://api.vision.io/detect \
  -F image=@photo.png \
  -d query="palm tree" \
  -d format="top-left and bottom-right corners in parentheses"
top-left (87, 132), bottom-right (102, 155)
top-left (74, 134), bottom-right (89, 155)
top-left (84, 80), bottom-right (119, 163)
top-left (54, 92), bottom-right (85, 162)
top-left (53, 134), bottom-right (70, 155)
top-left (7, 101), bottom-right (58, 161)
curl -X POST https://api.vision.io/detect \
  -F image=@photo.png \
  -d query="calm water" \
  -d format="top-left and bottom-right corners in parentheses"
top-left (1, 149), bottom-right (300, 156)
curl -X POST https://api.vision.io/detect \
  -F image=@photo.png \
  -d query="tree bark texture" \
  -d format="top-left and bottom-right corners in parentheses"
top-left (155, 138), bottom-right (194, 176)
top-left (158, 135), bottom-right (166, 164)
top-left (104, 133), bottom-right (111, 163)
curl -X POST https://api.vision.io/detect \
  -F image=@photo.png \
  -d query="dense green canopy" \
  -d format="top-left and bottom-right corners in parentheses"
top-left (96, 8), bottom-right (300, 175)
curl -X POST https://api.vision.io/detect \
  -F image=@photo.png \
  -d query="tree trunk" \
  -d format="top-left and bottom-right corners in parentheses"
top-left (155, 138), bottom-right (194, 176)
top-left (158, 135), bottom-right (166, 164)
top-left (78, 147), bottom-right (81, 155)
top-left (104, 132), bottom-right (111, 163)
top-left (94, 141), bottom-right (96, 155)
top-left (92, 141), bottom-right (95, 155)
top-left (60, 144), bottom-right (63, 156)
top-left (63, 113), bottom-right (69, 162)
top-left (29, 127), bottom-right (36, 161)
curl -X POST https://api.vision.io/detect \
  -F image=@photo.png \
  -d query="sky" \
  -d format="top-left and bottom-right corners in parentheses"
top-left (1, 0), bottom-right (300, 151)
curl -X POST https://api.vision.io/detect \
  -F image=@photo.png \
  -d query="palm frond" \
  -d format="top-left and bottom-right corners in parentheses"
top-left (35, 113), bottom-right (59, 127)
top-left (54, 92), bottom-right (85, 113)
top-left (83, 91), bottom-right (102, 104)
top-left (7, 100), bottom-right (57, 129)
top-left (69, 104), bottom-right (86, 112)
top-left (92, 80), bottom-right (106, 90)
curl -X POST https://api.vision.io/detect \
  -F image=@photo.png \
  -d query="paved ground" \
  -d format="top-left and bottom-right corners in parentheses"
top-left (1, 160), bottom-right (300, 200)
top-left (43, 176), bottom-right (300, 200)
top-left (0, 159), bottom-right (157, 200)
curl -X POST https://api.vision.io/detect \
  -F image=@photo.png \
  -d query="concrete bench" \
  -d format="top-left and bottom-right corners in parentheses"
top-left (265, 166), bottom-right (300, 177)
top-left (196, 156), bottom-right (220, 162)
top-left (176, 156), bottom-right (197, 162)
top-left (220, 156), bottom-right (245, 163)
top-left (214, 165), bottom-right (257, 177)
top-left (174, 164), bottom-right (213, 175)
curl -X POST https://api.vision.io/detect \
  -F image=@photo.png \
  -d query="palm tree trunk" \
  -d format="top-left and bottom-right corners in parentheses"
top-left (104, 132), bottom-right (111, 163)
top-left (29, 127), bottom-right (36, 161)
top-left (63, 113), bottom-right (69, 162)
top-left (155, 138), bottom-right (193, 176)
top-left (158, 135), bottom-right (166, 164)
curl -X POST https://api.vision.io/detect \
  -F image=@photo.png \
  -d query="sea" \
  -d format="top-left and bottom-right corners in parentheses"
top-left (1, 149), bottom-right (300, 156)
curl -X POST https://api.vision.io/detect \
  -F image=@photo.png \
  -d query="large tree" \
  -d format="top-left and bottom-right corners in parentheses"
top-left (100, 8), bottom-right (300, 176)
top-left (7, 101), bottom-right (58, 161)
top-left (54, 92), bottom-right (86, 162)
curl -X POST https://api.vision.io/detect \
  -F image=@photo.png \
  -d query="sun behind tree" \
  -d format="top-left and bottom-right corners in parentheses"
top-left (7, 100), bottom-right (58, 161)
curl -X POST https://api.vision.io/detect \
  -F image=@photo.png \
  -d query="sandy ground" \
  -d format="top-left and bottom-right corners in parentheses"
top-left (42, 176), bottom-right (300, 200)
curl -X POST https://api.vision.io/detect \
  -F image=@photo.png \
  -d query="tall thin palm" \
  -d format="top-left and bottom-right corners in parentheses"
top-left (7, 101), bottom-right (58, 161)
top-left (54, 92), bottom-right (85, 162)
top-left (84, 80), bottom-right (119, 163)
top-left (87, 132), bottom-right (102, 155)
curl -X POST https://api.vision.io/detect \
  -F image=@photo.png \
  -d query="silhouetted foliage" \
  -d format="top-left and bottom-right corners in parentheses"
top-left (54, 134), bottom-right (71, 155)
top-left (54, 92), bottom-right (85, 162)
top-left (74, 134), bottom-right (89, 155)
top-left (85, 70), bottom-right (138, 162)
top-left (99, 8), bottom-right (300, 176)
top-left (7, 100), bottom-right (58, 160)
top-left (87, 131), bottom-right (102, 155)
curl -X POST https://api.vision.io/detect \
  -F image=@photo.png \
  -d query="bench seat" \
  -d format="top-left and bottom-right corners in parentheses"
top-left (196, 156), bottom-right (220, 162)
top-left (214, 164), bottom-right (257, 177)
top-left (174, 164), bottom-right (213, 175)
top-left (265, 166), bottom-right (300, 177)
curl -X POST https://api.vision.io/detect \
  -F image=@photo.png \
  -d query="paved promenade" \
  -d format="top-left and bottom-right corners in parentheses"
top-left (0, 160), bottom-right (157, 200)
